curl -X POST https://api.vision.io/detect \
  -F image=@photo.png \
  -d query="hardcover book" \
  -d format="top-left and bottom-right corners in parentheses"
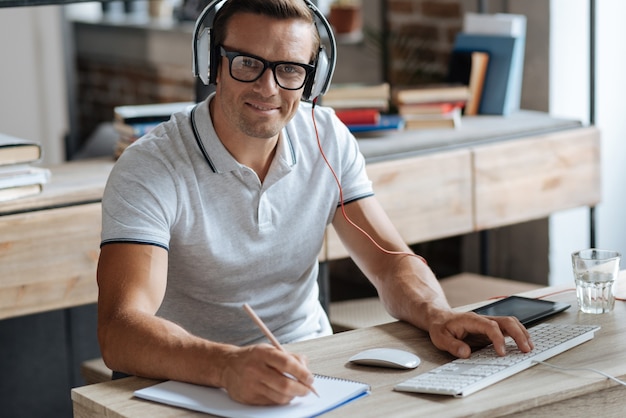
top-left (335, 108), bottom-right (381, 125)
top-left (391, 85), bottom-right (470, 106)
top-left (114, 101), bottom-right (194, 124)
top-left (0, 133), bottom-right (42, 166)
top-left (323, 82), bottom-right (390, 101)
top-left (446, 50), bottom-right (490, 116)
top-left (453, 33), bottom-right (522, 115)
top-left (454, 13), bottom-right (527, 115)
top-left (0, 164), bottom-right (51, 189)
top-left (347, 114), bottom-right (405, 134)
top-left (403, 106), bottom-right (462, 130)
top-left (0, 183), bottom-right (42, 203)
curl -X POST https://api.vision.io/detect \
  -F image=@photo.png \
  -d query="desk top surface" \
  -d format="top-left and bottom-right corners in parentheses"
top-left (357, 110), bottom-right (582, 163)
top-left (72, 275), bottom-right (626, 418)
top-left (0, 157), bottom-right (115, 216)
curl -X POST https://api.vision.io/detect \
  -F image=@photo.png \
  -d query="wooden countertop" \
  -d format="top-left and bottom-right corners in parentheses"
top-left (357, 110), bottom-right (582, 162)
top-left (71, 275), bottom-right (626, 417)
top-left (0, 157), bottom-right (115, 216)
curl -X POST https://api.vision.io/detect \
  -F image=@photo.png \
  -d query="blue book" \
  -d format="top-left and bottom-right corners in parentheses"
top-left (347, 114), bottom-right (405, 134)
top-left (453, 32), bottom-right (525, 115)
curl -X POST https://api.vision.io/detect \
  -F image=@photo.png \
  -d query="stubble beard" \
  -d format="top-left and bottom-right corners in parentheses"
top-left (236, 112), bottom-right (282, 140)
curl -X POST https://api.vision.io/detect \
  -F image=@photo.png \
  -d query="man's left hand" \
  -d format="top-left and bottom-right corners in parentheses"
top-left (428, 311), bottom-right (534, 358)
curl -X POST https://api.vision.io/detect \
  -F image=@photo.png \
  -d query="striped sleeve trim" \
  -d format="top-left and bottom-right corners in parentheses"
top-left (339, 192), bottom-right (375, 207)
top-left (100, 239), bottom-right (169, 251)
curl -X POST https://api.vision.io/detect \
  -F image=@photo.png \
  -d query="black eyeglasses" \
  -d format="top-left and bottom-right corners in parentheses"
top-left (219, 46), bottom-right (315, 90)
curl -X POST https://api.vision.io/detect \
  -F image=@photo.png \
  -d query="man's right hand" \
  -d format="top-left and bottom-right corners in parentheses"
top-left (219, 344), bottom-right (315, 405)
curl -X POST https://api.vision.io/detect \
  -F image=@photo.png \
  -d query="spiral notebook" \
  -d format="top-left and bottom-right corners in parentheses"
top-left (134, 374), bottom-right (370, 418)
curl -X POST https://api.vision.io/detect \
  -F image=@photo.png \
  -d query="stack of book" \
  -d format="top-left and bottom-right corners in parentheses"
top-left (321, 83), bottom-right (403, 134)
top-left (322, 82), bottom-right (390, 113)
top-left (391, 85), bottom-right (470, 130)
top-left (113, 101), bottom-right (194, 158)
top-left (452, 12), bottom-right (527, 115)
top-left (0, 133), bottom-right (50, 202)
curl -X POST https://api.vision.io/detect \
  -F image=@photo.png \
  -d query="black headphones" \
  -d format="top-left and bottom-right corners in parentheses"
top-left (191, 0), bottom-right (336, 102)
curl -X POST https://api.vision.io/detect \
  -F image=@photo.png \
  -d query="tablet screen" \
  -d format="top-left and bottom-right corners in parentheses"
top-left (472, 296), bottom-right (570, 325)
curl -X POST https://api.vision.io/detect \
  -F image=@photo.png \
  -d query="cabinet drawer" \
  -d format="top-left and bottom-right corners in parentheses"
top-left (473, 126), bottom-right (601, 229)
top-left (0, 203), bottom-right (101, 319)
top-left (322, 149), bottom-right (473, 261)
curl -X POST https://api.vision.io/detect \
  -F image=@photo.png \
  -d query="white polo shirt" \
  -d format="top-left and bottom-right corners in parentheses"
top-left (101, 95), bottom-right (373, 346)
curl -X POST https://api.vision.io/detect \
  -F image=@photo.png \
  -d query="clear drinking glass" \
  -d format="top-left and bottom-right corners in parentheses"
top-left (572, 248), bottom-right (621, 314)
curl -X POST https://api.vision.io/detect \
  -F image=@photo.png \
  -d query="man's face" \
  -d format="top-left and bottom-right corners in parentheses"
top-left (212, 12), bottom-right (316, 141)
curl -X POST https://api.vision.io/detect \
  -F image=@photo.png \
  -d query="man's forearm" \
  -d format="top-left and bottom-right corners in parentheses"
top-left (98, 309), bottom-right (234, 387)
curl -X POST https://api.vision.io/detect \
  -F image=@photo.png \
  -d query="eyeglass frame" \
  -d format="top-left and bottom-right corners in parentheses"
top-left (218, 46), bottom-right (316, 91)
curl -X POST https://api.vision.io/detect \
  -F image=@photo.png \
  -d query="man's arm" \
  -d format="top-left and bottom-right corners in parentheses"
top-left (331, 196), bottom-right (533, 358)
top-left (96, 243), bottom-right (314, 405)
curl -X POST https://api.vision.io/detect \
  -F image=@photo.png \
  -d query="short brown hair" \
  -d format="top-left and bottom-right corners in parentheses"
top-left (212, 0), bottom-right (320, 63)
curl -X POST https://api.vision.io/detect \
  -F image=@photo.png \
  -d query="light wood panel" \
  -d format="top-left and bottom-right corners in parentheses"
top-left (322, 149), bottom-right (473, 261)
top-left (473, 126), bottom-right (601, 230)
top-left (0, 203), bottom-right (101, 319)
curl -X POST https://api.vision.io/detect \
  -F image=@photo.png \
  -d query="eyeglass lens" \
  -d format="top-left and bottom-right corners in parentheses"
top-left (225, 50), bottom-right (310, 90)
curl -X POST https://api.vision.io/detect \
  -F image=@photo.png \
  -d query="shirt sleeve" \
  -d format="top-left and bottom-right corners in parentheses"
top-left (100, 138), bottom-right (178, 249)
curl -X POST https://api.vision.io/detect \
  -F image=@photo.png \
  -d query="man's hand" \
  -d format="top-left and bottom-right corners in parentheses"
top-left (428, 311), bottom-right (534, 358)
top-left (219, 344), bottom-right (315, 405)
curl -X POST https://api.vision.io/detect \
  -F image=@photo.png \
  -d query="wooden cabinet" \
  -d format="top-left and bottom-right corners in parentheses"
top-left (0, 113), bottom-right (601, 318)
top-left (321, 114), bottom-right (601, 261)
top-left (0, 159), bottom-right (113, 319)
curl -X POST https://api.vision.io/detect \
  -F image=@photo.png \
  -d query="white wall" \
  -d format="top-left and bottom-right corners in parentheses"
top-left (594, 1), bottom-right (626, 271)
top-left (549, 0), bottom-right (626, 285)
top-left (0, 6), bottom-right (67, 165)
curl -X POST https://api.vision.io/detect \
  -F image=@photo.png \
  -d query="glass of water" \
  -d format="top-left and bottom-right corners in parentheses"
top-left (572, 249), bottom-right (621, 314)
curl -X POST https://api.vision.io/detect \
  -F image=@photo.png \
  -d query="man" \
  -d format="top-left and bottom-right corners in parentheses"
top-left (97, 0), bottom-right (533, 406)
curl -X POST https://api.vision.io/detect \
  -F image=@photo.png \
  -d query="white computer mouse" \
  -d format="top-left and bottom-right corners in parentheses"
top-left (348, 348), bottom-right (421, 369)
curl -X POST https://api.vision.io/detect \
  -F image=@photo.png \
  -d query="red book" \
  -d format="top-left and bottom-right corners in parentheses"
top-left (334, 109), bottom-right (381, 126)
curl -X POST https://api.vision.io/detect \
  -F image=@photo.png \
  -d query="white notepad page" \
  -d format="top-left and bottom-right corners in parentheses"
top-left (134, 374), bottom-right (370, 418)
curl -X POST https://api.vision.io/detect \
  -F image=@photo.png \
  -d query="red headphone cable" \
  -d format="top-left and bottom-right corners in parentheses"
top-left (311, 99), bottom-right (427, 265)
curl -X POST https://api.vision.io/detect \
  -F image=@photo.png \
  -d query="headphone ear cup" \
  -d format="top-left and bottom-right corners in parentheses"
top-left (208, 30), bottom-right (220, 85)
top-left (196, 28), bottom-right (210, 85)
top-left (304, 47), bottom-right (330, 102)
top-left (193, 0), bottom-right (225, 86)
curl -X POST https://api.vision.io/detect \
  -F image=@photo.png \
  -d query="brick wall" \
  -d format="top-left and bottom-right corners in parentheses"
top-left (385, 0), bottom-right (464, 85)
top-left (75, 57), bottom-right (194, 147)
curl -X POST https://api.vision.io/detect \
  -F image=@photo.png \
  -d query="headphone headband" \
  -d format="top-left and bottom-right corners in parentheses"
top-left (191, 0), bottom-right (336, 102)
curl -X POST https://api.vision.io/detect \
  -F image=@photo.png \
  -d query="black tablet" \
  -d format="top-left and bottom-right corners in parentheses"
top-left (472, 296), bottom-right (570, 326)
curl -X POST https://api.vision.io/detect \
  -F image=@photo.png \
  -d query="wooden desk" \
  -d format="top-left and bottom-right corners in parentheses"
top-left (71, 274), bottom-right (626, 417)
top-left (0, 111), bottom-right (600, 319)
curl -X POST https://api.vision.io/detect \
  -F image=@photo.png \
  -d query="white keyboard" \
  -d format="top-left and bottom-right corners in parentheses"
top-left (394, 323), bottom-right (600, 397)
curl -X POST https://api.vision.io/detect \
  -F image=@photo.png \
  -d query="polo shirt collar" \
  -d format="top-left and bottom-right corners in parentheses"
top-left (191, 95), bottom-right (297, 175)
